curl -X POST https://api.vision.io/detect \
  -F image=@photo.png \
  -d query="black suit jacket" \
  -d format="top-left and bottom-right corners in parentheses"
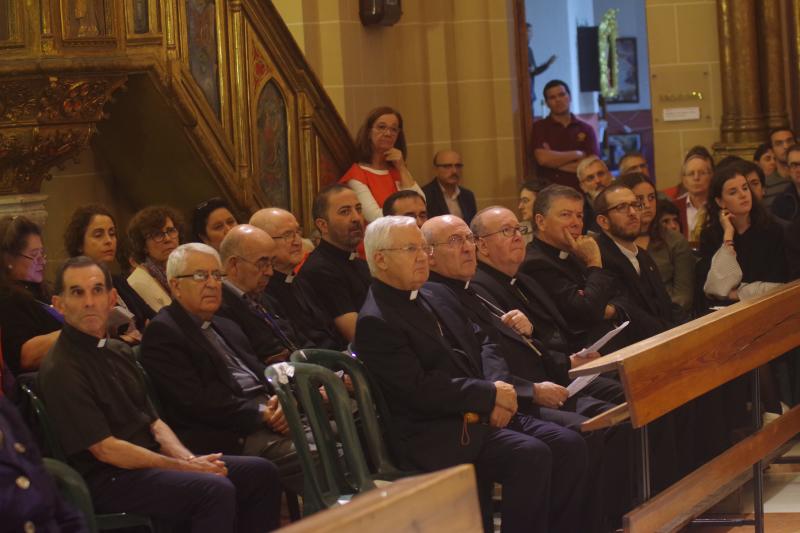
top-left (421, 179), bottom-right (478, 224)
top-left (595, 232), bottom-right (681, 342)
top-left (140, 301), bottom-right (267, 454)
top-left (353, 280), bottom-right (497, 471)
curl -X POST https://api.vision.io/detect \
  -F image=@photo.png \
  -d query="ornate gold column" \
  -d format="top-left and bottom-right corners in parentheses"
top-left (716, 0), bottom-right (767, 147)
top-left (758, 0), bottom-right (790, 131)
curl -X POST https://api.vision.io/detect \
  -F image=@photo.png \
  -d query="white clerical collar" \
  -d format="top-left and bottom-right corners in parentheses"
top-left (510, 278), bottom-right (517, 285)
top-left (558, 251), bottom-right (570, 260)
top-left (285, 273), bottom-right (295, 283)
top-left (464, 280), bottom-right (470, 289)
top-left (409, 290), bottom-right (418, 301)
top-left (201, 321), bottom-right (212, 330)
top-left (96, 338), bottom-right (107, 348)
top-left (349, 252), bottom-right (358, 261)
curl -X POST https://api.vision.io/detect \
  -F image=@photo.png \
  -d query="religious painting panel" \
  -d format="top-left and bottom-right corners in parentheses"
top-left (255, 79), bottom-right (290, 208)
top-left (185, 0), bottom-right (221, 117)
top-left (64, 0), bottom-right (114, 40)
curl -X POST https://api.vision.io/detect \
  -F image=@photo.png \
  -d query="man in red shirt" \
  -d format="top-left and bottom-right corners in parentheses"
top-left (532, 80), bottom-right (600, 191)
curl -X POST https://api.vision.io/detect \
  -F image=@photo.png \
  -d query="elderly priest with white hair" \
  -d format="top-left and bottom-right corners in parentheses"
top-left (353, 215), bottom-right (588, 533)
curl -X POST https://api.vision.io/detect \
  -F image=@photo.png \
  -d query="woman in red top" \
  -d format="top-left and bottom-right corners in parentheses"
top-left (340, 106), bottom-right (424, 222)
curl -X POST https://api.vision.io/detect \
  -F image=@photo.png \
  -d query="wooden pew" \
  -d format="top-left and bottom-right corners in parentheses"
top-left (570, 281), bottom-right (800, 532)
top-left (279, 464), bottom-right (483, 533)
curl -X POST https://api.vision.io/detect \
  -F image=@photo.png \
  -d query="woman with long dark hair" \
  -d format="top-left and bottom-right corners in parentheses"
top-left (339, 106), bottom-right (423, 222)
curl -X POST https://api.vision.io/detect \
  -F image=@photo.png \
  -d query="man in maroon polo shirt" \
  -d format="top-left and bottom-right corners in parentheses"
top-left (532, 80), bottom-right (600, 191)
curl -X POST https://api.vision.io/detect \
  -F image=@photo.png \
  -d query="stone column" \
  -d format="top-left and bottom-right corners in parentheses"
top-left (717, 0), bottom-right (767, 145)
top-left (758, 0), bottom-right (790, 131)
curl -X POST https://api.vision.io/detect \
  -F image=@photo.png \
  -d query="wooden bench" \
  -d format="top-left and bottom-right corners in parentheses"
top-left (278, 464), bottom-right (483, 533)
top-left (570, 280), bottom-right (800, 532)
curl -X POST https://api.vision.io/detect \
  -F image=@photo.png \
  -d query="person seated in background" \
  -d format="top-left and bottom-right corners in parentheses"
top-left (127, 205), bottom-right (182, 312)
top-left (619, 173), bottom-right (695, 313)
top-left (657, 199), bottom-right (683, 236)
top-left (469, 206), bottom-right (581, 355)
top-left (531, 79), bottom-right (599, 191)
top-left (354, 215), bottom-right (588, 533)
top-left (672, 147), bottom-right (714, 242)
top-left (339, 106), bottom-right (424, 222)
top-left (249, 208), bottom-right (345, 350)
top-left (518, 178), bottom-right (550, 243)
top-left (765, 128), bottom-right (796, 207)
top-left (754, 143), bottom-right (777, 206)
top-left (618, 151), bottom-right (651, 179)
top-left (0, 215), bottom-right (62, 374)
top-left (0, 394), bottom-right (88, 532)
top-left (191, 197), bottom-right (238, 251)
top-left (296, 185), bottom-right (370, 343)
top-left (140, 243), bottom-right (303, 494)
top-left (576, 155), bottom-right (614, 234)
top-left (217, 225), bottom-right (307, 363)
top-left (38, 256), bottom-right (280, 533)
top-left (382, 189), bottom-right (428, 227)
top-left (421, 149), bottom-right (477, 224)
top-left (518, 185), bottom-right (622, 351)
top-left (63, 204), bottom-right (155, 343)
top-left (772, 143), bottom-right (800, 224)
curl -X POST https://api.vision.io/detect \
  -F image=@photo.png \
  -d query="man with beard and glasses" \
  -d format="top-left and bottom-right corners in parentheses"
top-left (296, 185), bottom-right (370, 343)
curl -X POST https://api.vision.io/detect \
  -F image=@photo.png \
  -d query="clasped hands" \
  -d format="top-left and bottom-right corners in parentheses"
top-left (262, 395), bottom-right (290, 435)
top-left (490, 381), bottom-right (518, 428)
top-left (181, 452), bottom-right (228, 477)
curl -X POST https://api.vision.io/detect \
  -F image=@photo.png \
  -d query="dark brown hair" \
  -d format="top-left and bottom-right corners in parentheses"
top-left (127, 205), bottom-right (183, 263)
top-left (353, 106), bottom-right (407, 164)
top-left (63, 204), bottom-right (116, 258)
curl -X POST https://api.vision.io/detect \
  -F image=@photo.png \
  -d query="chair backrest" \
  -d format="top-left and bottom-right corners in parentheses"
top-left (20, 383), bottom-right (67, 461)
top-left (290, 348), bottom-right (404, 477)
top-left (129, 345), bottom-right (164, 417)
top-left (265, 362), bottom-right (376, 515)
top-left (43, 457), bottom-right (99, 533)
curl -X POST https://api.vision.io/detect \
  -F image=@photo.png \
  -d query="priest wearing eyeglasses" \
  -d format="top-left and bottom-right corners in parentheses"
top-left (140, 243), bottom-right (303, 493)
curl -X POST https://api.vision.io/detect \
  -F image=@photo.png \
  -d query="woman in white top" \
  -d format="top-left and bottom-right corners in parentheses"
top-left (338, 106), bottom-right (424, 222)
top-left (126, 205), bottom-right (182, 312)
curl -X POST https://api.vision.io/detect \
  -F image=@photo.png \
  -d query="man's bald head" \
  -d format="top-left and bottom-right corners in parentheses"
top-left (249, 208), bottom-right (303, 274)
top-left (220, 225), bottom-right (276, 294)
top-left (249, 208), bottom-right (293, 234)
top-left (470, 206), bottom-right (527, 277)
top-left (219, 224), bottom-right (274, 262)
top-left (422, 215), bottom-right (478, 282)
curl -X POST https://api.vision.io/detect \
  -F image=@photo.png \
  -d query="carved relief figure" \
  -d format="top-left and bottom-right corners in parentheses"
top-left (186, 0), bottom-right (221, 117)
top-left (73, 0), bottom-right (99, 36)
top-left (256, 80), bottom-right (289, 208)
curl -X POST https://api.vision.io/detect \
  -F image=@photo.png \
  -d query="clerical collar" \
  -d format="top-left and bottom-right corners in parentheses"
top-left (61, 323), bottom-right (110, 351)
top-left (201, 321), bottom-right (212, 330)
top-left (223, 279), bottom-right (246, 298)
top-left (371, 278), bottom-right (420, 303)
top-left (271, 270), bottom-right (295, 285)
top-left (318, 238), bottom-right (359, 262)
top-left (428, 271), bottom-right (470, 291)
top-left (409, 290), bottom-right (418, 300)
top-left (477, 261), bottom-right (515, 285)
top-left (534, 238), bottom-right (570, 261)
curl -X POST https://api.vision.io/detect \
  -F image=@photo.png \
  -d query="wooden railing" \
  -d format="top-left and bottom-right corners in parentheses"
top-left (571, 280), bottom-right (800, 532)
top-left (0, 0), bottom-right (355, 226)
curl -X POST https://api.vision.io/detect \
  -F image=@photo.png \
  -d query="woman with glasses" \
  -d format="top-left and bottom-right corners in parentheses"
top-left (671, 146), bottom-right (715, 242)
top-left (0, 216), bottom-right (62, 373)
top-left (126, 206), bottom-right (183, 312)
top-left (192, 197), bottom-right (238, 250)
top-left (620, 173), bottom-right (695, 312)
top-left (63, 205), bottom-right (155, 343)
top-left (339, 106), bottom-right (424, 222)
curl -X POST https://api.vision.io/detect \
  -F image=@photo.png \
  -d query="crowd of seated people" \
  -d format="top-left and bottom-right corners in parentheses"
top-left (3, 99), bottom-right (800, 533)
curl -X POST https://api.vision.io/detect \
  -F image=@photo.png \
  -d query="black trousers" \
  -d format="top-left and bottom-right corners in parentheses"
top-left (86, 455), bottom-right (282, 533)
top-left (474, 414), bottom-right (588, 533)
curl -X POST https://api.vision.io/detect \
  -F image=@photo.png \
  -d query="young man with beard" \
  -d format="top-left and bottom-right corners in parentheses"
top-left (296, 185), bottom-right (370, 343)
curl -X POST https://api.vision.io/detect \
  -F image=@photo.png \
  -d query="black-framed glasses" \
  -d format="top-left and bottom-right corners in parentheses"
top-left (236, 256), bottom-right (273, 271)
top-left (435, 163), bottom-right (464, 169)
top-left (480, 225), bottom-right (530, 239)
top-left (373, 124), bottom-right (401, 135)
top-left (18, 250), bottom-right (47, 263)
top-left (174, 270), bottom-right (225, 282)
top-left (271, 229), bottom-right (302, 241)
top-left (603, 201), bottom-right (644, 214)
top-left (147, 227), bottom-right (178, 243)
top-left (379, 244), bottom-right (433, 257)
top-left (431, 233), bottom-right (477, 248)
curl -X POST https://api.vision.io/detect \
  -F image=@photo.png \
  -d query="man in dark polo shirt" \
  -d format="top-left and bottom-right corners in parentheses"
top-left (532, 80), bottom-right (600, 191)
top-left (38, 256), bottom-right (280, 533)
top-left (296, 184), bottom-right (370, 343)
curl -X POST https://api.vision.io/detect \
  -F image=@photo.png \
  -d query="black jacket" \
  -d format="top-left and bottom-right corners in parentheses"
top-left (140, 301), bottom-right (267, 454)
top-left (421, 179), bottom-right (478, 225)
top-left (771, 182), bottom-right (799, 223)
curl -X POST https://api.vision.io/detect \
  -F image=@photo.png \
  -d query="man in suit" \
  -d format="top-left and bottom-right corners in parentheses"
top-left (354, 215), bottom-right (587, 533)
top-left (249, 207), bottom-right (345, 350)
top-left (469, 206), bottom-right (581, 354)
top-left (217, 224), bottom-right (308, 362)
top-left (140, 243), bottom-right (302, 492)
top-left (421, 150), bottom-right (478, 224)
top-left (520, 184), bottom-right (623, 351)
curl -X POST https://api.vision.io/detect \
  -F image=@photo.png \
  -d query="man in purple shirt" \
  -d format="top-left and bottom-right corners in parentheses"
top-left (531, 80), bottom-right (600, 191)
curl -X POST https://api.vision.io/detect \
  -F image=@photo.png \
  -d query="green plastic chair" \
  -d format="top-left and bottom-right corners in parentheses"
top-left (289, 348), bottom-right (414, 481)
top-left (43, 458), bottom-right (100, 533)
top-left (265, 362), bottom-right (378, 515)
top-left (20, 384), bottom-right (155, 532)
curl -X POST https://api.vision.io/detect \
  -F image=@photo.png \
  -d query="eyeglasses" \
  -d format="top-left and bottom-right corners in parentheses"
top-left (174, 270), bottom-right (225, 282)
top-left (788, 161), bottom-right (800, 170)
top-left (271, 229), bottom-right (302, 241)
top-left (236, 256), bottom-right (273, 271)
top-left (373, 124), bottom-right (401, 135)
top-left (683, 170), bottom-right (711, 178)
top-left (379, 244), bottom-right (433, 257)
top-left (773, 138), bottom-right (796, 148)
top-left (603, 201), bottom-right (644, 214)
top-left (148, 227), bottom-right (179, 243)
top-left (480, 225), bottom-right (530, 239)
top-left (435, 163), bottom-right (464, 169)
top-left (431, 233), bottom-right (477, 248)
top-left (18, 250), bottom-right (47, 263)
